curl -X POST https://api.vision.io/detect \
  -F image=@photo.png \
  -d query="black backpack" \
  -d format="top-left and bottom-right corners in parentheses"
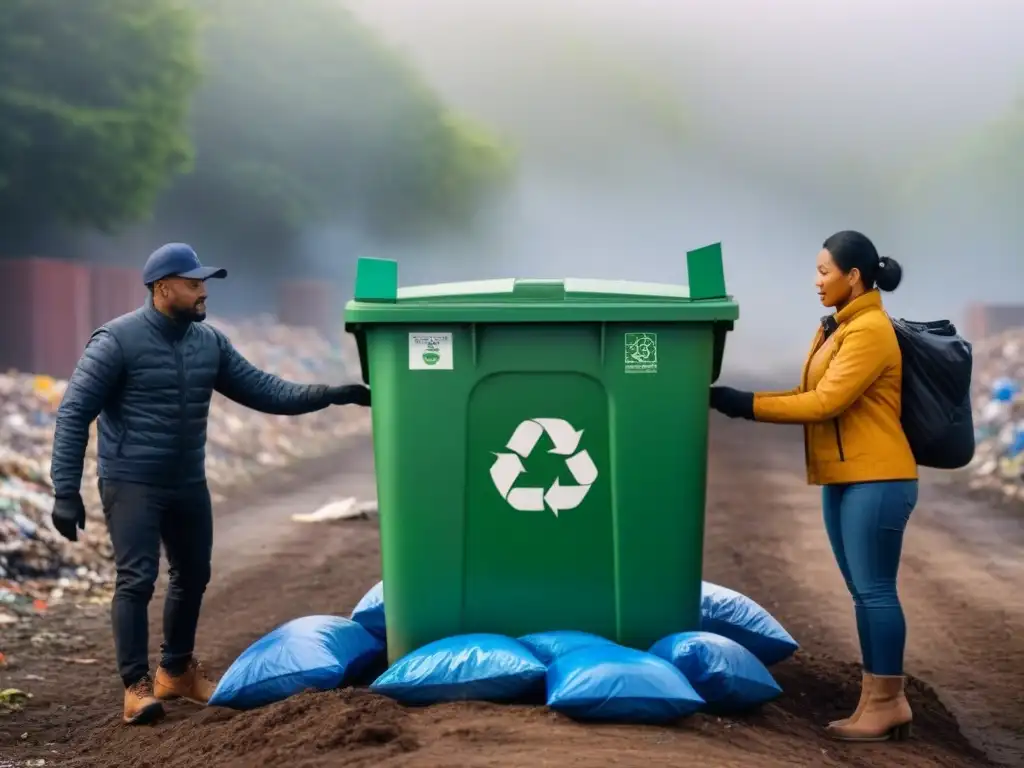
top-left (890, 318), bottom-right (975, 469)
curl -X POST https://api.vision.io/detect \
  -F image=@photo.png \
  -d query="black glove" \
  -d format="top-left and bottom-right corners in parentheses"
top-left (326, 384), bottom-right (371, 407)
top-left (709, 386), bottom-right (755, 420)
top-left (52, 494), bottom-right (87, 542)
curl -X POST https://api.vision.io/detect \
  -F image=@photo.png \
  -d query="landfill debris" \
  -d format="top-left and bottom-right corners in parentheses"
top-left (0, 315), bottom-right (367, 610)
top-left (966, 329), bottom-right (1024, 502)
top-left (292, 498), bottom-right (357, 523)
top-left (291, 498), bottom-right (378, 524)
top-left (0, 689), bottom-right (31, 713)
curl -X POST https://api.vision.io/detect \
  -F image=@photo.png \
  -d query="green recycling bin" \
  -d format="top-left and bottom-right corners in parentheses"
top-left (345, 243), bottom-right (739, 663)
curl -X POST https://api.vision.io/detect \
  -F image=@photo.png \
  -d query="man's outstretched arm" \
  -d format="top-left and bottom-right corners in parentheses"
top-left (213, 329), bottom-right (369, 415)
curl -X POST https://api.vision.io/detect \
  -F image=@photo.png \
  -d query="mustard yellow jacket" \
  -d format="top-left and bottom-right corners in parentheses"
top-left (752, 290), bottom-right (918, 486)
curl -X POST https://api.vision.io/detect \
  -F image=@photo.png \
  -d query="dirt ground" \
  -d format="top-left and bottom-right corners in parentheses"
top-left (1, 417), bottom-right (1022, 768)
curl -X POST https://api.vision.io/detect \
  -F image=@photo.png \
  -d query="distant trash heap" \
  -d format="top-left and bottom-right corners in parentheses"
top-left (967, 328), bottom-right (1024, 503)
top-left (0, 316), bottom-right (367, 624)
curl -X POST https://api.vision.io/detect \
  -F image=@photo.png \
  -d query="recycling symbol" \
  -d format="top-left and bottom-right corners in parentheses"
top-left (489, 418), bottom-right (598, 517)
top-left (627, 333), bottom-right (655, 363)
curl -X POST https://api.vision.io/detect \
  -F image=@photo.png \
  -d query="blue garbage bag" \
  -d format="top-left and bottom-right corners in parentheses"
top-left (992, 377), bottom-right (1019, 403)
top-left (649, 631), bottom-right (781, 712)
top-left (350, 581), bottom-right (386, 641)
top-left (517, 630), bottom-right (616, 666)
top-left (700, 581), bottom-right (798, 666)
top-left (546, 645), bottom-right (704, 724)
top-left (1008, 428), bottom-right (1024, 459)
top-left (370, 633), bottom-right (546, 706)
top-left (209, 615), bottom-right (383, 710)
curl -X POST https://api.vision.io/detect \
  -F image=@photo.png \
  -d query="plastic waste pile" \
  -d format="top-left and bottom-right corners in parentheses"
top-left (209, 579), bottom-right (797, 724)
top-left (0, 315), bottom-right (366, 621)
top-left (967, 329), bottom-right (1024, 502)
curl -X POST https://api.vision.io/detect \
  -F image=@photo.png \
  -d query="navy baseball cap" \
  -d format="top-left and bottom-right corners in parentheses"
top-left (142, 243), bottom-right (227, 285)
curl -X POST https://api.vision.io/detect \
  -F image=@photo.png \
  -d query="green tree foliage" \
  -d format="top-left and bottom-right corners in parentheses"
top-left (884, 99), bottom-right (1024, 266)
top-left (349, 2), bottom-right (693, 163)
top-left (0, 0), bottom-right (201, 241)
top-left (896, 98), bottom-right (1024, 206)
top-left (157, 0), bottom-right (513, 261)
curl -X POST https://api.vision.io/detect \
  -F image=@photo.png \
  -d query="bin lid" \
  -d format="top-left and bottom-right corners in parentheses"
top-left (344, 242), bottom-right (739, 325)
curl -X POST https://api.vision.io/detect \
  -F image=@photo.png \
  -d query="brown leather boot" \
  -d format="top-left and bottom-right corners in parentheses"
top-left (826, 674), bottom-right (912, 741)
top-left (828, 671), bottom-right (874, 728)
top-left (123, 676), bottom-right (165, 725)
top-left (154, 657), bottom-right (218, 705)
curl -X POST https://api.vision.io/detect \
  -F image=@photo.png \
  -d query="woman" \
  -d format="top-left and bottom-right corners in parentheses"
top-left (710, 230), bottom-right (917, 743)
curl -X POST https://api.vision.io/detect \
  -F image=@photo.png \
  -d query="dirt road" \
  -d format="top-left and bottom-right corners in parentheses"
top-left (1, 417), bottom-right (1021, 768)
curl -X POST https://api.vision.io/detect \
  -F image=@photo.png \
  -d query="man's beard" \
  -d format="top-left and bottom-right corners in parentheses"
top-left (171, 303), bottom-right (206, 323)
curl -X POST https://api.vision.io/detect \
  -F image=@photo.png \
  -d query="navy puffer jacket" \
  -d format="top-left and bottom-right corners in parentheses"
top-left (51, 301), bottom-right (333, 496)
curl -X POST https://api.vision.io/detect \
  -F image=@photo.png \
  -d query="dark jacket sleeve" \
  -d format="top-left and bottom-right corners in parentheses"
top-left (51, 329), bottom-right (125, 497)
top-left (213, 329), bottom-right (332, 416)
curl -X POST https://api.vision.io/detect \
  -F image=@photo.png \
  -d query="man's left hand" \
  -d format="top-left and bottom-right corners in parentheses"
top-left (709, 386), bottom-right (755, 420)
top-left (326, 384), bottom-right (371, 407)
top-left (52, 494), bottom-right (87, 542)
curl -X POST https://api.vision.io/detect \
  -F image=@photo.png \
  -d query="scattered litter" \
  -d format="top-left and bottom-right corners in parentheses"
top-left (0, 688), bottom-right (31, 713)
top-left (292, 497), bottom-right (357, 523)
top-left (355, 500), bottom-right (378, 517)
top-left (29, 631), bottom-right (85, 650)
top-left (967, 329), bottom-right (1024, 502)
top-left (292, 498), bottom-right (378, 523)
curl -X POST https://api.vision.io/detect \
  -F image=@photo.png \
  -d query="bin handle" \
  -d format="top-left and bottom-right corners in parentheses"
top-left (686, 242), bottom-right (727, 300)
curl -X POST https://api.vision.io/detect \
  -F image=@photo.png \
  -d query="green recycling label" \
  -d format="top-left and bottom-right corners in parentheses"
top-left (624, 332), bottom-right (658, 374)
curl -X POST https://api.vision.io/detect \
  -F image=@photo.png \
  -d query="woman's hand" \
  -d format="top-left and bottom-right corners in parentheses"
top-left (709, 386), bottom-right (755, 420)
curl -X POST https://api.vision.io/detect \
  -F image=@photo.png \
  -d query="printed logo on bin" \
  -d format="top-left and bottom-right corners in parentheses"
top-left (489, 418), bottom-right (598, 517)
top-left (408, 332), bottom-right (453, 371)
top-left (624, 332), bottom-right (658, 374)
top-left (418, 336), bottom-right (442, 365)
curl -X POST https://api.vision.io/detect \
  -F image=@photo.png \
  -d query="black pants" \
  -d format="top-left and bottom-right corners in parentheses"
top-left (100, 479), bottom-right (213, 688)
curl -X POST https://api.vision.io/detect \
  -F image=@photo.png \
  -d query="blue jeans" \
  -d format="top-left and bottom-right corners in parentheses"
top-left (822, 480), bottom-right (918, 676)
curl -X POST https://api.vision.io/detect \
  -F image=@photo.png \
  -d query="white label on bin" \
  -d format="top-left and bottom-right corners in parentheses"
top-left (624, 332), bottom-right (658, 374)
top-left (489, 417), bottom-right (598, 517)
top-left (409, 332), bottom-right (453, 370)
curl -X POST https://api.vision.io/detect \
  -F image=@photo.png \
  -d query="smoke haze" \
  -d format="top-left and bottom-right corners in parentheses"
top-left (336, 0), bottom-right (1024, 378)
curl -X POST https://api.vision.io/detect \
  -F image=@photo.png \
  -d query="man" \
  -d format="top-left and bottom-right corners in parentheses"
top-left (49, 243), bottom-right (371, 725)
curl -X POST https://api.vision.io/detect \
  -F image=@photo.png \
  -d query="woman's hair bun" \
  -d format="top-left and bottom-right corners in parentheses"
top-left (875, 256), bottom-right (902, 292)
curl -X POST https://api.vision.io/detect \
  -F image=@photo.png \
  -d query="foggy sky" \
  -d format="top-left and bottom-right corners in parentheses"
top-left (340, 0), bottom-right (1024, 377)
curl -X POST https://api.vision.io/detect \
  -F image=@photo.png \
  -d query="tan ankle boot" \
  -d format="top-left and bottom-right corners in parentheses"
top-left (826, 674), bottom-right (912, 742)
top-left (154, 657), bottom-right (217, 705)
top-left (828, 671), bottom-right (874, 728)
top-left (123, 676), bottom-right (165, 725)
